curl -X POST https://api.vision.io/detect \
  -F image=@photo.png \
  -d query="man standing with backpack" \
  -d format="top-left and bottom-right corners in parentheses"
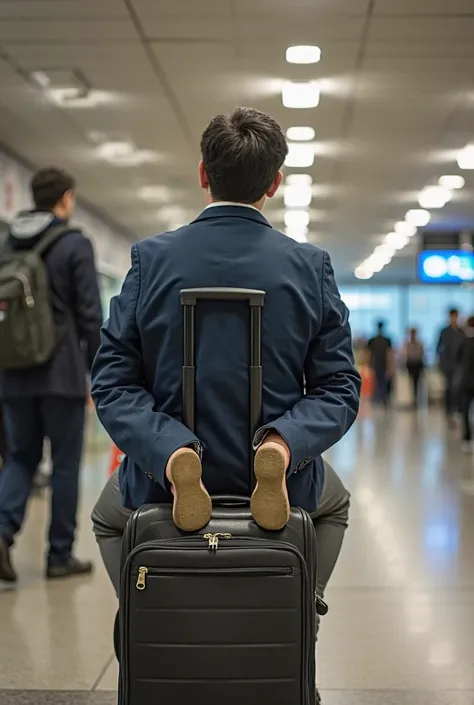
top-left (0, 167), bottom-right (103, 583)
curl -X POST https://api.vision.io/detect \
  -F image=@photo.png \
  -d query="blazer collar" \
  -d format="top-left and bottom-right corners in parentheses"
top-left (192, 204), bottom-right (272, 228)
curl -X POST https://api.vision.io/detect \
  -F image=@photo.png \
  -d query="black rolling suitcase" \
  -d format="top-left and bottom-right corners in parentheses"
top-left (119, 288), bottom-right (323, 705)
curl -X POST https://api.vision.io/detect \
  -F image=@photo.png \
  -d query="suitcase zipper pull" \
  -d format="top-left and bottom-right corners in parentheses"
top-left (136, 566), bottom-right (148, 590)
top-left (203, 533), bottom-right (232, 551)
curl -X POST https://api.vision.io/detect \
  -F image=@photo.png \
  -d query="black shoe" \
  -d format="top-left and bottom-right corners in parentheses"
top-left (0, 535), bottom-right (17, 583)
top-left (46, 557), bottom-right (94, 580)
top-left (316, 688), bottom-right (321, 704)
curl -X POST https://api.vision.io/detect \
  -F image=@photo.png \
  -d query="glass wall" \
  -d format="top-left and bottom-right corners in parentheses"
top-left (340, 285), bottom-right (474, 363)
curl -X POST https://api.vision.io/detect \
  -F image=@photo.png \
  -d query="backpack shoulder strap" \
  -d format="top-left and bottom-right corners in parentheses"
top-left (33, 224), bottom-right (74, 257)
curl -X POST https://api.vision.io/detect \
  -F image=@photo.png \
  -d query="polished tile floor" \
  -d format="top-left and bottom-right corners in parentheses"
top-left (0, 405), bottom-right (473, 704)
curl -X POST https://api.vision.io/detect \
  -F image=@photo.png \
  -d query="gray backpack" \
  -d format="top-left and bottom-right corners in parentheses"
top-left (0, 225), bottom-right (69, 370)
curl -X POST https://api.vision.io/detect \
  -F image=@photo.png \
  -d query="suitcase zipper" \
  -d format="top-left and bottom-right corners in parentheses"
top-left (135, 564), bottom-right (292, 590)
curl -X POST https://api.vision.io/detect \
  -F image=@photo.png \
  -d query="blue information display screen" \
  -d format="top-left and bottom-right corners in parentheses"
top-left (417, 250), bottom-right (474, 283)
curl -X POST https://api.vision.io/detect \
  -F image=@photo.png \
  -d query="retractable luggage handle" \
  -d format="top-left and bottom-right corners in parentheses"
top-left (180, 288), bottom-right (265, 490)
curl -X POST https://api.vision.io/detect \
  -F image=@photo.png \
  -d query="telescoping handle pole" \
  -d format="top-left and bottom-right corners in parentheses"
top-left (180, 288), bottom-right (265, 487)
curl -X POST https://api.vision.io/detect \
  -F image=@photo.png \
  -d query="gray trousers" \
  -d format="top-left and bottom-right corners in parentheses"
top-left (92, 462), bottom-right (350, 607)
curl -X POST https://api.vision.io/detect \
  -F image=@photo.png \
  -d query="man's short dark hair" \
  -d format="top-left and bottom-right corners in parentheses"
top-left (377, 320), bottom-right (385, 332)
top-left (31, 167), bottom-right (76, 211)
top-left (449, 308), bottom-right (459, 316)
top-left (466, 315), bottom-right (474, 328)
top-left (200, 107), bottom-right (288, 204)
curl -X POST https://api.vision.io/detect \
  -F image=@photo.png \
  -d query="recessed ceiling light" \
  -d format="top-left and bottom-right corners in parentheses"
top-left (285, 227), bottom-right (308, 243)
top-left (285, 143), bottom-right (315, 168)
top-left (418, 186), bottom-right (452, 209)
top-left (355, 266), bottom-right (373, 280)
top-left (284, 210), bottom-right (310, 229)
top-left (282, 81), bottom-right (320, 109)
top-left (138, 185), bottom-right (170, 202)
top-left (284, 185), bottom-right (312, 208)
top-left (285, 174), bottom-right (313, 187)
top-left (286, 126), bottom-right (316, 141)
top-left (457, 145), bottom-right (474, 170)
top-left (98, 141), bottom-right (135, 160)
top-left (50, 88), bottom-right (117, 108)
top-left (438, 174), bottom-right (465, 190)
top-left (286, 45), bottom-right (322, 64)
top-left (405, 209), bottom-right (431, 227)
top-left (394, 221), bottom-right (417, 237)
top-left (386, 232), bottom-right (409, 250)
top-left (31, 70), bottom-right (51, 88)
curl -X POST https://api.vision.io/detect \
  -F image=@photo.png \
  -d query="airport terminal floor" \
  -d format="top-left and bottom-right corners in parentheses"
top-left (0, 404), bottom-right (473, 705)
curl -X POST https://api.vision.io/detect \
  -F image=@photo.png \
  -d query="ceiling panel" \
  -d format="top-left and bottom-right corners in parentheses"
top-left (0, 0), bottom-right (128, 19)
top-left (5, 42), bottom-right (144, 70)
top-left (131, 0), bottom-right (232, 16)
top-left (0, 20), bottom-right (137, 42)
top-left (235, 0), bottom-right (370, 13)
top-left (370, 17), bottom-right (474, 41)
top-left (374, 0), bottom-right (474, 14)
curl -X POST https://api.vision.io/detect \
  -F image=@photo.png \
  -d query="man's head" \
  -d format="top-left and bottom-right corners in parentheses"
top-left (466, 315), bottom-right (474, 329)
top-left (377, 320), bottom-right (385, 334)
top-left (31, 167), bottom-right (76, 220)
top-left (199, 107), bottom-right (288, 208)
top-left (449, 308), bottom-right (459, 327)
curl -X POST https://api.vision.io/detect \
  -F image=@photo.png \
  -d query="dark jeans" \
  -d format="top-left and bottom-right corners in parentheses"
top-left (373, 370), bottom-right (389, 405)
top-left (460, 389), bottom-right (474, 442)
top-left (407, 363), bottom-right (423, 407)
top-left (0, 397), bottom-right (85, 565)
top-left (443, 370), bottom-right (460, 417)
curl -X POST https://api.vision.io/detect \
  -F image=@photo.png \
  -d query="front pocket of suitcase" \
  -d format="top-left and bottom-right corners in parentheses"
top-left (122, 549), bottom-right (309, 705)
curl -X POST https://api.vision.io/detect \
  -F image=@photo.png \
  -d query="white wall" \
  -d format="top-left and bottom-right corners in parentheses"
top-left (0, 150), bottom-right (130, 278)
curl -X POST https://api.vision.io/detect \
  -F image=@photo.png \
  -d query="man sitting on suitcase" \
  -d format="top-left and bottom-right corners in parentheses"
top-left (91, 107), bottom-right (360, 534)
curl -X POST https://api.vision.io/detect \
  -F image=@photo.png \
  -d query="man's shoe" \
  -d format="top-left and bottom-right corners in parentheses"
top-left (168, 448), bottom-right (212, 532)
top-left (0, 535), bottom-right (17, 583)
top-left (251, 444), bottom-right (290, 531)
top-left (316, 688), bottom-right (321, 704)
top-left (46, 557), bottom-right (94, 580)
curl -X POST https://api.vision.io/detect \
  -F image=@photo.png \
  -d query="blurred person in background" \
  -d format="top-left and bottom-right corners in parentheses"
top-left (0, 167), bottom-right (103, 584)
top-left (458, 315), bottom-right (474, 453)
top-left (402, 328), bottom-right (425, 408)
top-left (436, 308), bottom-right (465, 424)
top-left (367, 321), bottom-right (394, 406)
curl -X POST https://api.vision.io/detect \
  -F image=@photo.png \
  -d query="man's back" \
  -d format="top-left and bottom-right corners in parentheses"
top-left (93, 205), bottom-right (360, 512)
top-left (367, 334), bottom-right (392, 373)
top-left (0, 211), bottom-right (102, 400)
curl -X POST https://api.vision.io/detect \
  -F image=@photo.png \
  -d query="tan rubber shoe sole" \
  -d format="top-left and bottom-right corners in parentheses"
top-left (251, 445), bottom-right (290, 531)
top-left (169, 449), bottom-right (212, 532)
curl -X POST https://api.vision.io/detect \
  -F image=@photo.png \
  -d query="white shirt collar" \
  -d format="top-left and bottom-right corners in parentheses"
top-left (205, 201), bottom-right (261, 213)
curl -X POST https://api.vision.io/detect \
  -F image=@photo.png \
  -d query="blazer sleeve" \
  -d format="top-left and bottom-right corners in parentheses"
top-left (256, 251), bottom-right (361, 475)
top-left (70, 235), bottom-right (103, 369)
top-left (91, 244), bottom-right (200, 490)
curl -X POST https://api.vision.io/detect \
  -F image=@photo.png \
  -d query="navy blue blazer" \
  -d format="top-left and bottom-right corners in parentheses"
top-left (91, 205), bottom-right (361, 512)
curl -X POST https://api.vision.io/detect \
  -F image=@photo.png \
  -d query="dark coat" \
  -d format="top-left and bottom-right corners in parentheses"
top-left (0, 210), bottom-right (103, 400)
top-left (92, 205), bottom-right (361, 512)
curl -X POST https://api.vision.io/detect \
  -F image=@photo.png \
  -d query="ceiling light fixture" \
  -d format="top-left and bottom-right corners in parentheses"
top-left (284, 185), bottom-right (312, 208)
top-left (97, 141), bottom-right (135, 160)
top-left (285, 174), bottom-right (313, 187)
top-left (31, 70), bottom-right (51, 88)
top-left (285, 227), bottom-right (308, 243)
top-left (354, 266), bottom-right (373, 280)
top-left (286, 126), bottom-right (316, 141)
top-left (284, 210), bottom-right (310, 229)
top-left (282, 80), bottom-right (320, 109)
top-left (386, 232), bottom-right (409, 250)
top-left (405, 209), bottom-right (431, 227)
top-left (137, 185), bottom-right (170, 202)
top-left (285, 143), bottom-right (315, 168)
top-left (286, 45), bottom-right (322, 64)
top-left (438, 174), bottom-right (465, 190)
top-left (418, 186), bottom-right (452, 209)
top-left (394, 221), bottom-right (417, 237)
top-left (457, 144), bottom-right (474, 170)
